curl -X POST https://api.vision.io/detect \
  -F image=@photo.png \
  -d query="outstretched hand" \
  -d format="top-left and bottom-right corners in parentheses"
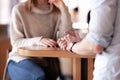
top-left (57, 31), bottom-right (81, 51)
top-left (65, 30), bottom-right (81, 42)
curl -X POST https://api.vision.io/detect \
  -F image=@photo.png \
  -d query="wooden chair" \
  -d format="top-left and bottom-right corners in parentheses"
top-left (3, 49), bottom-right (11, 80)
top-left (18, 46), bottom-right (95, 80)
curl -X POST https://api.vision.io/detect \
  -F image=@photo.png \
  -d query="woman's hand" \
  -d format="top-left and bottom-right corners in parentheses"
top-left (39, 38), bottom-right (57, 48)
top-left (48, 0), bottom-right (66, 9)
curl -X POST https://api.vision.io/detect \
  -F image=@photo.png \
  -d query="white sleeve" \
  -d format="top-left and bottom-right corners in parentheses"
top-left (86, 0), bottom-right (117, 47)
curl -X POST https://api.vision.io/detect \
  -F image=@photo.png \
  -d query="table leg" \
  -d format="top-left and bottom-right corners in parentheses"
top-left (73, 58), bottom-right (81, 80)
top-left (88, 58), bottom-right (94, 80)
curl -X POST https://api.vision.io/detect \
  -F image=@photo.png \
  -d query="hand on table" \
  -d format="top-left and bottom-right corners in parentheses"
top-left (57, 31), bottom-right (82, 51)
top-left (39, 38), bottom-right (57, 48)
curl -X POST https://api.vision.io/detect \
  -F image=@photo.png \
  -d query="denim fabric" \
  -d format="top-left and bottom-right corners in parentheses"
top-left (7, 59), bottom-right (45, 80)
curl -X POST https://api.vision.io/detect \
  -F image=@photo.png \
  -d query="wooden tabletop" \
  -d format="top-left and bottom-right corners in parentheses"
top-left (17, 46), bottom-right (95, 58)
top-left (17, 46), bottom-right (95, 80)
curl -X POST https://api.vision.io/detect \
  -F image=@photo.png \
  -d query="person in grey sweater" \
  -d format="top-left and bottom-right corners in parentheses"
top-left (5, 0), bottom-right (74, 80)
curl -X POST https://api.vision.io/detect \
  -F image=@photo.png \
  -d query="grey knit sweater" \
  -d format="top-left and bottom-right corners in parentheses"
top-left (9, 2), bottom-right (73, 62)
top-left (3, 2), bottom-right (73, 80)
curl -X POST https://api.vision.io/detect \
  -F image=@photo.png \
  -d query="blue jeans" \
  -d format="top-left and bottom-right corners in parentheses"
top-left (7, 59), bottom-right (46, 80)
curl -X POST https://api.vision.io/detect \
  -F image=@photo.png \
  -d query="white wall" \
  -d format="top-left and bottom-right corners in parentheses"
top-left (78, 0), bottom-right (90, 23)
top-left (0, 0), bottom-right (10, 24)
top-left (0, 0), bottom-right (26, 24)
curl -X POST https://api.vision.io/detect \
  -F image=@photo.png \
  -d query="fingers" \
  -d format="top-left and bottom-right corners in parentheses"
top-left (57, 34), bottom-right (77, 51)
top-left (43, 40), bottom-right (56, 47)
top-left (48, 0), bottom-right (56, 3)
top-left (40, 38), bottom-right (57, 47)
top-left (65, 31), bottom-right (81, 42)
top-left (74, 31), bottom-right (81, 41)
top-left (57, 38), bottom-right (67, 50)
top-left (65, 30), bottom-right (76, 36)
top-left (65, 34), bottom-right (72, 42)
top-left (48, 0), bottom-right (64, 8)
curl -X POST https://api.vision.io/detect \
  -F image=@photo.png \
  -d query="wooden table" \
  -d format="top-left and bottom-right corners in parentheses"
top-left (17, 46), bottom-right (95, 80)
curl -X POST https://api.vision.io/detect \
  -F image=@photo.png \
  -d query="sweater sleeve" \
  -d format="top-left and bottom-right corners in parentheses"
top-left (57, 5), bottom-right (74, 38)
top-left (10, 4), bottom-right (42, 50)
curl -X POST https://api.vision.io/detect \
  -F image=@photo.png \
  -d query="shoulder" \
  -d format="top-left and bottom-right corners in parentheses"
top-left (12, 2), bottom-right (26, 14)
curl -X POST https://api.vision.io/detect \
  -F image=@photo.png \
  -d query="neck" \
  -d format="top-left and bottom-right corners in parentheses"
top-left (37, 0), bottom-right (48, 6)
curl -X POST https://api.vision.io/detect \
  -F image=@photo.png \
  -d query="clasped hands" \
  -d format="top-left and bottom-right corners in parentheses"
top-left (39, 31), bottom-right (81, 52)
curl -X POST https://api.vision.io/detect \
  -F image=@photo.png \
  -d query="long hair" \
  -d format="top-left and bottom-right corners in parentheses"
top-left (25, 0), bottom-right (36, 13)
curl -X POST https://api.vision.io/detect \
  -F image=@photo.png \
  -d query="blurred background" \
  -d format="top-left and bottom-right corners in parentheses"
top-left (0, 0), bottom-right (90, 80)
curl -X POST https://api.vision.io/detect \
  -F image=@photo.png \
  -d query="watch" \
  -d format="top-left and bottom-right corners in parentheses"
top-left (69, 42), bottom-right (76, 52)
